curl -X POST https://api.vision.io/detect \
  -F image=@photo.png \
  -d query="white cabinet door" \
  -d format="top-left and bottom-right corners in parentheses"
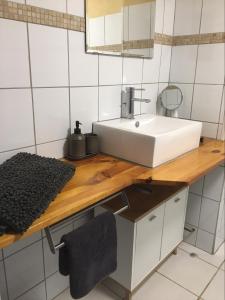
top-left (161, 188), bottom-right (188, 259)
top-left (132, 204), bottom-right (165, 289)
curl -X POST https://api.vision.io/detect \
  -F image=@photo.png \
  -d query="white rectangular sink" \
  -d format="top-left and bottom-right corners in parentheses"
top-left (93, 115), bottom-right (202, 167)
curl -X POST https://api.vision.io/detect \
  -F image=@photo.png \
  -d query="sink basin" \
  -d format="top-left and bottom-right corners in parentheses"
top-left (93, 115), bottom-right (202, 168)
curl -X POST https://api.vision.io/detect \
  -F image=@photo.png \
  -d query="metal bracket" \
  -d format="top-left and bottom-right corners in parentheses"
top-left (44, 191), bottom-right (130, 254)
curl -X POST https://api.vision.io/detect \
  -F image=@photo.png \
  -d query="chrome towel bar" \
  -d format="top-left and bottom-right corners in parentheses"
top-left (44, 191), bottom-right (130, 254)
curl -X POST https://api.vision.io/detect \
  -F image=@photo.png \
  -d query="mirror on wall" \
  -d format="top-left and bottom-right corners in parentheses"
top-left (86, 0), bottom-right (156, 58)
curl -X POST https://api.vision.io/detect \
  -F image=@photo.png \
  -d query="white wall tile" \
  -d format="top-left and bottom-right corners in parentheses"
top-left (199, 197), bottom-right (219, 234)
top-left (171, 83), bottom-right (193, 119)
top-left (159, 46), bottom-right (172, 82)
top-left (214, 199), bottom-right (225, 251)
top-left (99, 56), bottom-right (122, 85)
top-left (192, 85), bottom-right (223, 123)
top-left (122, 84), bottom-right (142, 115)
top-left (163, 0), bottom-right (175, 35)
top-left (33, 88), bottom-right (69, 144)
top-left (141, 83), bottom-right (159, 114)
top-left (201, 122), bottom-right (218, 139)
top-left (17, 282), bottom-right (46, 300)
top-left (46, 271), bottom-right (69, 300)
top-left (196, 229), bottom-right (214, 253)
top-left (174, 0), bottom-right (202, 36)
top-left (0, 19), bottom-right (30, 88)
top-left (5, 241), bottom-right (44, 300)
top-left (195, 44), bottom-right (224, 84)
top-left (0, 261), bottom-right (8, 300)
top-left (69, 30), bottom-right (98, 86)
top-left (217, 124), bottom-right (225, 141)
top-left (27, 0), bottom-right (67, 13)
top-left (43, 224), bottom-right (73, 277)
top-left (170, 46), bottom-right (198, 83)
top-left (219, 89), bottom-right (224, 124)
top-left (99, 86), bottom-right (121, 121)
top-left (14, 0), bottom-right (25, 3)
top-left (143, 44), bottom-right (162, 83)
top-left (203, 167), bottom-right (225, 201)
top-left (29, 24), bottom-right (68, 87)
top-left (183, 225), bottom-right (198, 246)
top-left (201, 0), bottom-right (225, 33)
top-left (123, 57), bottom-right (143, 84)
top-left (0, 147), bottom-right (36, 165)
top-left (67, 0), bottom-right (84, 17)
top-left (70, 87), bottom-right (98, 134)
top-left (105, 13), bottom-right (123, 45)
top-left (155, 0), bottom-right (165, 34)
top-left (37, 139), bottom-right (67, 159)
top-left (186, 193), bottom-right (202, 227)
top-left (190, 177), bottom-right (204, 195)
top-left (3, 231), bottom-right (41, 258)
top-left (0, 89), bottom-right (35, 152)
top-left (128, 3), bottom-right (151, 40)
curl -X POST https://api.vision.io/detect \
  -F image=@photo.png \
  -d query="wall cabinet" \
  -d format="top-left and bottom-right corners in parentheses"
top-left (98, 186), bottom-right (188, 292)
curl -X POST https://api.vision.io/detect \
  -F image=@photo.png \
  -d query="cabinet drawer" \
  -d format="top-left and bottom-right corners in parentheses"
top-left (161, 188), bottom-right (188, 259)
top-left (132, 204), bottom-right (165, 289)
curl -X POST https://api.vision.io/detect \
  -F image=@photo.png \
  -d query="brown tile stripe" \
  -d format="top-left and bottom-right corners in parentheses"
top-left (173, 32), bottom-right (225, 46)
top-left (0, 0), bottom-right (85, 32)
top-left (0, 0), bottom-right (224, 47)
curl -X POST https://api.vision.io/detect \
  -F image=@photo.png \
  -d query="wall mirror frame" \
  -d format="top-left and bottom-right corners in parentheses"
top-left (85, 0), bottom-right (156, 59)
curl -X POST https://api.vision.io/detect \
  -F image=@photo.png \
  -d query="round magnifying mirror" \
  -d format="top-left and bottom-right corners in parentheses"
top-left (159, 85), bottom-right (183, 117)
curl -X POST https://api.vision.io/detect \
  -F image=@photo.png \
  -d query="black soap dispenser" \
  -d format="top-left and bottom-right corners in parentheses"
top-left (68, 121), bottom-right (86, 160)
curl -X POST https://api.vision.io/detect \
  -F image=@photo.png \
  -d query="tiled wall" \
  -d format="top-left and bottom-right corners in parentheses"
top-left (169, 0), bottom-right (225, 140)
top-left (0, 0), bottom-right (175, 163)
top-left (170, 0), bottom-right (225, 253)
top-left (0, 213), bottom-right (92, 300)
top-left (185, 164), bottom-right (225, 253)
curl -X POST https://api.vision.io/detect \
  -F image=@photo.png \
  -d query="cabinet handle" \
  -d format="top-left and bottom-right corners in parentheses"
top-left (149, 215), bottom-right (157, 222)
top-left (174, 197), bottom-right (181, 203)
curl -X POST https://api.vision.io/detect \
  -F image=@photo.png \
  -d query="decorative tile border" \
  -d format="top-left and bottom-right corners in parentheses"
top-left (0, 0), bottom-right (224, 47)
top-left (173, 32), bottom-right (225, 46)
top-left (0, 0), bottom-right (85, 32)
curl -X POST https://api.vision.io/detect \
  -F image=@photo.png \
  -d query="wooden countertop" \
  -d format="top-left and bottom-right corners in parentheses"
top-left (0, 138), bottom-right (224, 249)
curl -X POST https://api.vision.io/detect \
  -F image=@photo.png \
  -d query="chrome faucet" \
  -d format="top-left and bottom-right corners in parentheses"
top-left (121, 87), bottom-right (151, 119)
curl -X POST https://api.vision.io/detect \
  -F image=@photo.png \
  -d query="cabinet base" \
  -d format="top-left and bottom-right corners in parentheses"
top-left (102, 244), bottom-right (180, 299)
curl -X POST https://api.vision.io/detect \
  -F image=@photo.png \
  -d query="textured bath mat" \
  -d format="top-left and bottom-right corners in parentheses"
top-left (0, 152), bottom-right (75, 235)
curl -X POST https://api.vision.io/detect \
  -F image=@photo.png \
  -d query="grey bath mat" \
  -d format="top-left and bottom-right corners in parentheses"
top-left (0, 152), bottom-right (75, 235)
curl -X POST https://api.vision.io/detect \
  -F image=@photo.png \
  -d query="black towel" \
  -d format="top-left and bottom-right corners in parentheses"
top-left (59, 211), bottom-right (117, 299)
top-left (0, 152), bottom-right (75, 235)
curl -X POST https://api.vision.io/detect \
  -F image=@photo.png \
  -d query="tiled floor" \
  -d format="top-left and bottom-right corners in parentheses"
top-left (54, 242), bottom-right (224, 300)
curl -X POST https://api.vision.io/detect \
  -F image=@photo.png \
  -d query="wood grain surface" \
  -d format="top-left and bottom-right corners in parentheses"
top-left (0, 138), bottom-right (224, 249)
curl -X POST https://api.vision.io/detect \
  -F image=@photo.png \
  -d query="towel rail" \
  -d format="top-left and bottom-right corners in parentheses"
top-left (44, 191), bottom-right (130, 254)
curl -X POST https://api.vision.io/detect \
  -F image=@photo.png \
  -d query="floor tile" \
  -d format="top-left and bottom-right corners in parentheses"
top-left (133, 272), bottom-right (197, 300)
top-left (179, 242), bottom-right (225, 268)
top-left (202, 270), bottom-right (225, 300)
top-left (54, 284), bottom-right (119, 300)
top-left (221, 262), bottom-right (225, 270)
top-left (158, 249), bottom-right (217, 296)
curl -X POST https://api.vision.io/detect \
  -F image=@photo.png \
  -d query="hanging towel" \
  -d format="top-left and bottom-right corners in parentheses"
top-left (59, 211), bottom-right (117, 299)
top-left (0, 152), bottom-right (75, 235)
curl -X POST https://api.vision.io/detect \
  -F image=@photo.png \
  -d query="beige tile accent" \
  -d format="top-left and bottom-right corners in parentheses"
top-left (0, 0), bottom-right (85, 32)
top-left (0, 1), bottom-right (224, 47)
top-left (173, 32), bottom-right (225, 46)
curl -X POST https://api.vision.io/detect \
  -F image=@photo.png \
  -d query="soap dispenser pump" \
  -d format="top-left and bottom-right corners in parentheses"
top-left (68, 121), bottom-right (86, 160)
